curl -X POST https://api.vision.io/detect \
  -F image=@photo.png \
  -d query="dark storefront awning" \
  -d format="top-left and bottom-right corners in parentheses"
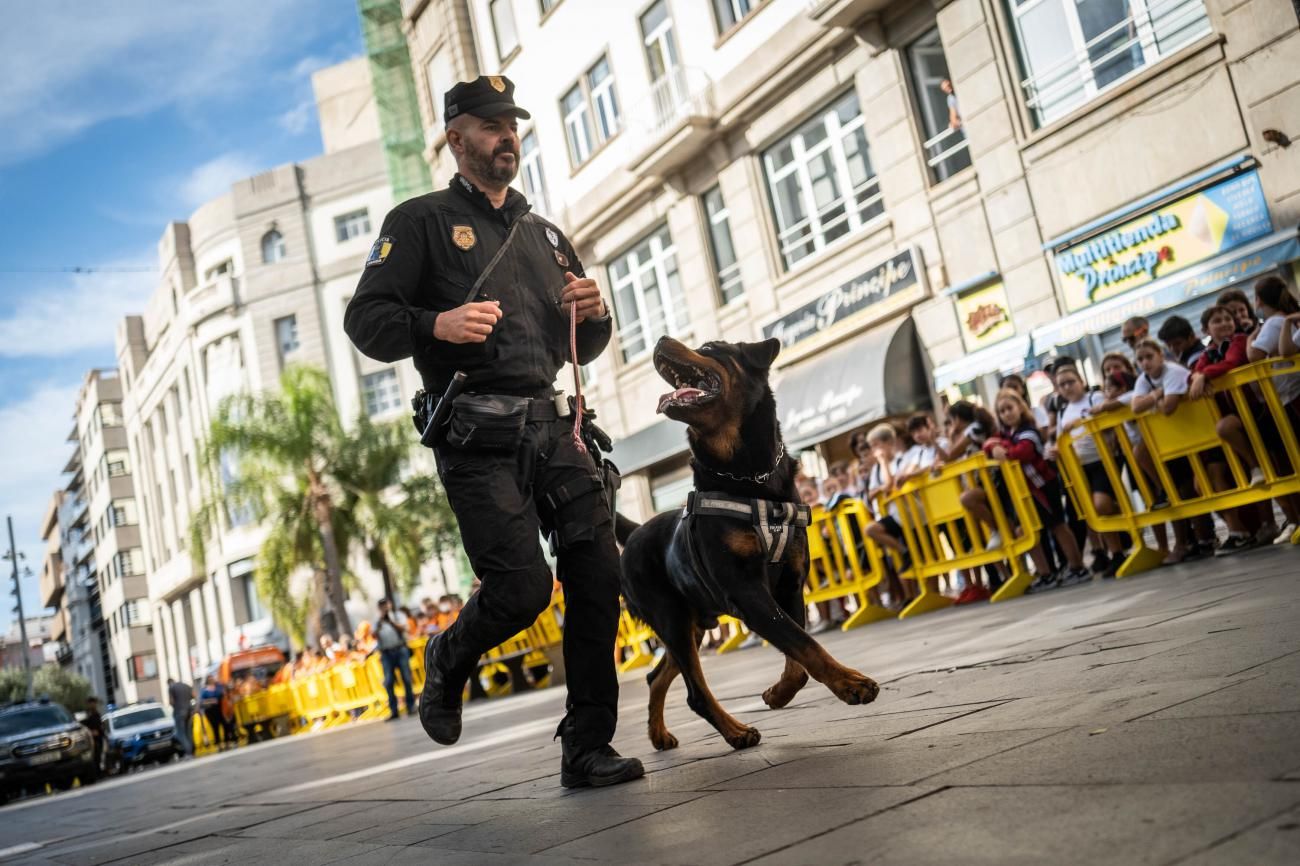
top-left (609, 415), bottom-right (688, 475)
top-left (774, 316), bottom-right (929, 451)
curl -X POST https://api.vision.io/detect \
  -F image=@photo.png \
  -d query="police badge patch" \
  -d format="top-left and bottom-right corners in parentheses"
top-left (365, 236), bottom-right (393, 268)
top-left (545, 227), bottom-right (559, 248)
top-left (553, 250), bottom-right (569, 268)
top-left (488, 76), bottom-right (506, 93)
top-left (451, 226), bottom-right (476, 251)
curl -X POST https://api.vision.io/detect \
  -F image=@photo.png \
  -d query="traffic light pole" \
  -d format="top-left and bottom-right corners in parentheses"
top-left (7, 515), bottom-right (33, 701)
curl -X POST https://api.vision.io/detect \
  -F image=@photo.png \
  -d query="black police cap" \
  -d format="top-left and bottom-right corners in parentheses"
top-left (444, 75), bottom-right (531, 126)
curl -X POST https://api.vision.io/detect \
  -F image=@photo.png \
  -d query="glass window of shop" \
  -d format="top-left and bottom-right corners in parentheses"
top-left (1007, 0), bottom-right (1212, 128)
top-left (608, 224), bottom-right (689, 363)
top-left (762, 89), bottom-right (883, 270)
top-left (906, 28), bottom-right (972, 184)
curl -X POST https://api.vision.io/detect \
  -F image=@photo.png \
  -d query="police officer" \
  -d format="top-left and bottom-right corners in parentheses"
top-left (343, 75), bottom-right (642, 788)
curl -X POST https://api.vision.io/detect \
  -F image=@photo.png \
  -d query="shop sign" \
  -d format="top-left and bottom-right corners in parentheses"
top-left (762, 248), bottom-right (921, 349)
top-left (1054, 171), bottom-right (1272, 312)
top-left (955, 280), bottom-right (1015, 351)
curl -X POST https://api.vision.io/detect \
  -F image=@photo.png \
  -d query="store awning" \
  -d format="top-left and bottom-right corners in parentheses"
top-left (609, 416), bottom-right (688, 475)
top-left (1032, 227), bottom-right (1300, 351)
top-left (932, 335), bottom-right (1033, 391)
top-left (774, 316), bottom-right (929, 451)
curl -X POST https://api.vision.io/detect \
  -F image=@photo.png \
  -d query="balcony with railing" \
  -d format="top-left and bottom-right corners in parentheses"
top-left (1018, 0), bottom-right (1212, 129)
top-left (626, 67), bottom-right (717, 179)
top-left (185, 273), bottom-right (241, 328)
top-left (805, 0), bottom-right (895, 28)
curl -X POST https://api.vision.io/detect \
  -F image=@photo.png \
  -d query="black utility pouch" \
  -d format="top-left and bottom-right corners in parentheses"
top-left (445, 394), bottom-right (528, 452)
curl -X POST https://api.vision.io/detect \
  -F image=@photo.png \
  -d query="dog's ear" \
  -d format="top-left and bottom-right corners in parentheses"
top-left (739, 338), bottom-right (781, 371)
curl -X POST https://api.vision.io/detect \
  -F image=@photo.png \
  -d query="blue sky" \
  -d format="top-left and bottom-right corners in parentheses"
top-left (0, 1), bottom-right (365, 633)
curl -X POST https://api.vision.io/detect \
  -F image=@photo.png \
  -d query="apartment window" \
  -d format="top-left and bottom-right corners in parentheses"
top-left (120, 600), bottom-right (150, 628)
top-left (362, 369), bottom-right (402, 417)
top-left (204, 259), bottom-right (232, 282)
top-left (424, 47), bottom-right (456, 125)
top-left (114, 548), bottom-right (143, 578)
top-left (641, 1), bottom-right (679, 84)
top-left (763, 90), bottom-right (883, 269)
top-left (907, 28), bottom-right (972, 184)
top-left (520, 131), bottom-right (551, 218)
top-left (1008, 0), bottom-right (1211, 128)
top-left (98, 401), bottom-right (123, 428)
top-left (712, 0), bottom-right (759, 33)
top-left (490, 0), bottom-right (519, 62)
top-left (608, 224), bottom-right (689, 363)
top-left (127, 653), bottom-right (158, 681)
top-left (109, 499), bottom-right (139, 528)
top-left (561, 55), bottom-right (620, 168)
top-left (334, 209), bottom-right (371, 243)
top-left (104, 449), bottom-right (130, 477)
top-left (261, 229), bottom-right (286, 263)
top-left (703, 186), bottom-right (743, 305)
top-left (275, 314), bottom-right (300, 364)
top-left (231, 559), bottom-right (265, 624)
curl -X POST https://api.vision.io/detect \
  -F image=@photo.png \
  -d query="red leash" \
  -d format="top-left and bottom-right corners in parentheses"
top-left (569, 300), bottom-right (586, 453)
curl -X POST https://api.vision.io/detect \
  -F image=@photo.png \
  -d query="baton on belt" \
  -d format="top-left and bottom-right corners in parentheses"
top-left (420, 371), bottom-right (468, 448)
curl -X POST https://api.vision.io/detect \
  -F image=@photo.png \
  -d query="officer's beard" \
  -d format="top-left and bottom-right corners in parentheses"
top-left (466, 139), bottom-right (520, 187)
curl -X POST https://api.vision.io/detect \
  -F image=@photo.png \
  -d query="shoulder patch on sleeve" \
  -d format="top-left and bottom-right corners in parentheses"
top-left (365, 236), bottom-right (393, 268)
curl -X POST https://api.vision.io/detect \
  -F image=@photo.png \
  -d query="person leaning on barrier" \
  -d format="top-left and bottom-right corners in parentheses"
top-left (341, 75), bottom-right (643, 788)
top-left (1157, 316), bottom-right (1206, 368)
top-left (1217, 288), bottom-right (1260, 335)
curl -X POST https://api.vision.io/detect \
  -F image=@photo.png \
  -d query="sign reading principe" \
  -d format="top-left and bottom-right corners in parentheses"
top-left (762, 248), bottom-right (922, 350)
top-left (1054, 170), bottom-right (1272, 312)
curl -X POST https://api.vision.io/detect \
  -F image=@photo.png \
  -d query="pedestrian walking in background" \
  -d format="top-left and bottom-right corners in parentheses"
top-left (168, 677), bottom-right (194, 757)
top-left (375, 598), bottom-right (417, 721)
top-left (199, 675), bottom-right (229, 751)
top-left (82, 696), bottom-right (104, 778)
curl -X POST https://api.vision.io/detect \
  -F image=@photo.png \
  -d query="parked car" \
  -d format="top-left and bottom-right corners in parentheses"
top-left (101, 701), bottom-right (178, 775)
top-left (0, 700), bottom-right (96, 804)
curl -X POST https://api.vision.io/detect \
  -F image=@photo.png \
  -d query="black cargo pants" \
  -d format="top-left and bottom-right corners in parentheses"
top-left (433, 415), bottom-right (621, 748)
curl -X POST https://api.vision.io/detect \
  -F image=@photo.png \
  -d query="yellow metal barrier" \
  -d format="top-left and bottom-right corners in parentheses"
top-left (616, 607), bottom-right (657, 673)
top-left (807, 499), bottom-right (895, 628)
top-left (884, 454), bottom-right (1043, 613)
top-left (1057, 357), bottom-right (1300, 576)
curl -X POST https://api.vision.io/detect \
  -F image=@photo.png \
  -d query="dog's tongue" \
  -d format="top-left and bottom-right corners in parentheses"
top-left (657, 387), bottom-right (705, 413)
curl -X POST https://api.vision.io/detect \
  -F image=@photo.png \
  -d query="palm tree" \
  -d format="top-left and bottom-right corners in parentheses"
top-left (192, 366), bottom-right (353, 639)
top-left (334, 411), bottom-right (461, 604)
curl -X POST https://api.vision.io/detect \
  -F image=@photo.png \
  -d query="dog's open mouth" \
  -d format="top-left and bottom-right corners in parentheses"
top-left (655, 355), bottom-right (721, 414)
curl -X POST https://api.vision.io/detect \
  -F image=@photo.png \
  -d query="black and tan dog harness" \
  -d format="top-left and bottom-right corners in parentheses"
top-left (684, 490), bottom-right (812, 565)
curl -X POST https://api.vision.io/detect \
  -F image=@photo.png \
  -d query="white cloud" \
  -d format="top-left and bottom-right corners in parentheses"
top-left (277, 99), bottom-right (317, 136)
top-left (0, 1), bottom-right (351, 166)
top-left (0, 379), bottom-right (81, 631)
top-left (0, 260), bottom-right (155, 359)
top-left (178, 152), bottom-right (261, 210)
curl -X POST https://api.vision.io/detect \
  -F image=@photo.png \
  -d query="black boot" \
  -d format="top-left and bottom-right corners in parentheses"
top-left (558, 720), bottom-right (645, 788)
top-left (419, 637), bottom-right (464, 746)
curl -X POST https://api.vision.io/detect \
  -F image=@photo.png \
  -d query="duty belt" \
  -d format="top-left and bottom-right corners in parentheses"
top-left (684, 490), bottom-right (811, 565)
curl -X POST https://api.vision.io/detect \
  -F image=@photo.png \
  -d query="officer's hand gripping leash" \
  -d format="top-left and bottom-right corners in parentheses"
top-left (569, 299), bottom-right (586, 454)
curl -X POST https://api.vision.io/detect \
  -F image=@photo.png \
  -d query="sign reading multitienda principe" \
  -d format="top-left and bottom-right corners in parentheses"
top-left (1054, 170), bottom-right (1272, 312)
top-left (762, 248), bottom-right (921, 349)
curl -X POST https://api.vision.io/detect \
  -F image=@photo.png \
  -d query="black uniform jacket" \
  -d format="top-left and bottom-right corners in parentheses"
top-left (343, 174), bottom-right (612, 397)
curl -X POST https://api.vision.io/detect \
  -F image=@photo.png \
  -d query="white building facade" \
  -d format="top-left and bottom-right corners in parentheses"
top-left (400, 0), bottom-right (1300, 512)
top-left (112, 60), bottom-right (451, 684)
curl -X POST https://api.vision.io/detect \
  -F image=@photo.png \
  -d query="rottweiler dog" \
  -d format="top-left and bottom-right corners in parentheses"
top-left (616, 336), bottom-right (879, 751)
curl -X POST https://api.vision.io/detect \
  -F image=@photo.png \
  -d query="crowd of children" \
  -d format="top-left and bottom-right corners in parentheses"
top-left (795, 274), bottom-right (1299, 614)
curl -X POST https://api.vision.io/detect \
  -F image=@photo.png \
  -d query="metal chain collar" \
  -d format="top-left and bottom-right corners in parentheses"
top-left (692, 441), bottom-right (787, 484)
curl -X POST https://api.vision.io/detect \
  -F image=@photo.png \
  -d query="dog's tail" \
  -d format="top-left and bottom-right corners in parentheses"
top-left (614, 512), bottom-right (641, 546)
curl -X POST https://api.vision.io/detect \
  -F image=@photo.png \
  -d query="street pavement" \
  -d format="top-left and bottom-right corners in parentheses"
top-left (2, 546), bottom-right (1298, 865)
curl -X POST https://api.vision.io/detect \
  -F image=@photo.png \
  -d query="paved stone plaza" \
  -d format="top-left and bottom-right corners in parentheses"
top-left (2, 546), bottom-right (1298, 865)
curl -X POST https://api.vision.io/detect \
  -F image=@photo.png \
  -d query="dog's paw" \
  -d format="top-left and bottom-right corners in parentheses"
top-left (724, 726), bottom-right (762, 750)
top-left (831, 672), bottom-right (880, 706)
top-left (762, 670), bottom-right (809, 709)
top-left (649, 728), bottom-right (679, 751)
